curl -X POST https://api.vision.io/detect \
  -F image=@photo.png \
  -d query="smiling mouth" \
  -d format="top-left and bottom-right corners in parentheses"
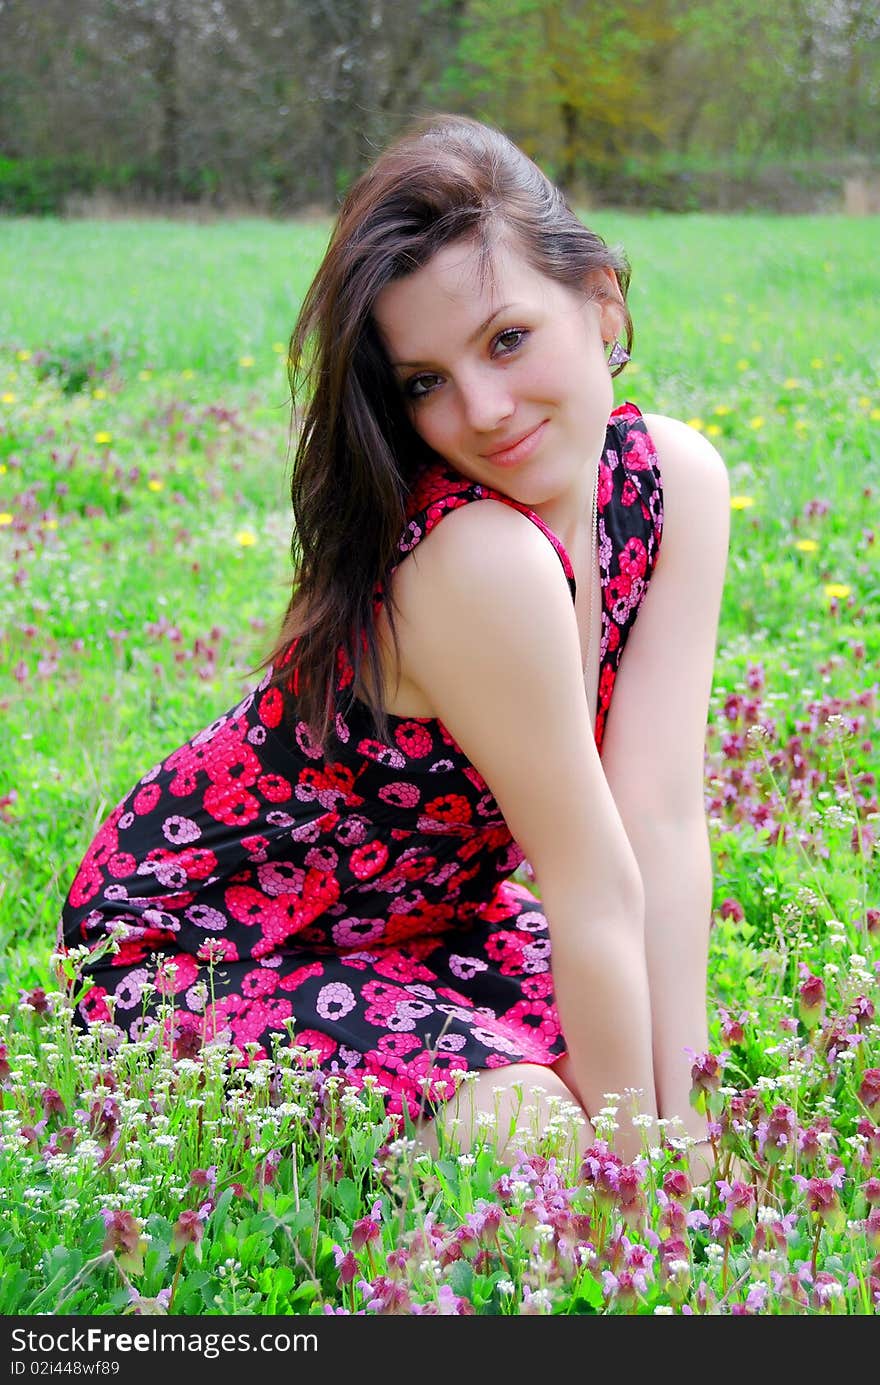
top-left (480, 420), bottom-right (548, 465)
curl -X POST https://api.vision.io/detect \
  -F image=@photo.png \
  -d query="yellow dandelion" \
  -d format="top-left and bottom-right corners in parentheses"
top-left (730, 495), bottom-right (755, 510)
top-left (147, 479), bottom-right (164, 492)
top-left (92, 387), bottom-right (107, 399)
top-left (824, 583), bottom-right (850, 600)
top-left (94, 431), bottom-right (113, 445)
top-left (686, 418), bottom-right (704, 431)
top-left (236, 530), bottom-right (257, 547)
top-left (811, 357), bottom-right (824, 369)
top-left (0, 512), bottom-right (13, 525)
top-left (272, 341), bottom-right (286, 354)
top-left (736, 359), bottom-right (750, 371)
top-left (138, 369), bottom-right (153, 382)
top-left (706, 424), bottom-right (722, 437)
top-left (719, 332), bottom-right (734, 344)
top-left (857, 396), bottom-right (870, 408)
top-left (1, 392), bottom-right (16, 404)
top-left (795, 539), bottom-right (818, 553)
top-left (783, 378), bottom-right (801, 390)
top-left (871, 409), bottom-right (880, 422)
top-left (0, 463), bottom-right (6, 474)
top-left (43, 519), bottom-right (58, 530)
top-left (16, 349), bottom-right (31, 362)
top-left (181, 368), bottom-right (195, 380)
top-left (238, 355), bottom-right (255, 368)
top-left (713, 404), bottom-right (732, 416)
top-left (748, 416), bottom-right (764, 430)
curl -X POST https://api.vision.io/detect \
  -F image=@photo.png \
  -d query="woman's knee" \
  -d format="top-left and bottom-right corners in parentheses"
top-left (416, 1062), bottom-right (590, 1161)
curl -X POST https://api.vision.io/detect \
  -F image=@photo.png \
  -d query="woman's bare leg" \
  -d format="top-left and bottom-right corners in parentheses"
top-left (413, 1062), bottom-right (594, 1165)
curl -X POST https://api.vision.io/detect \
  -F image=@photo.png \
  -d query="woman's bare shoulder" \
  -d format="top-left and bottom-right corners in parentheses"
top-left (391, 492), bottom-right (565, 608)
top-left (639, 412), bottom-right (729, 493)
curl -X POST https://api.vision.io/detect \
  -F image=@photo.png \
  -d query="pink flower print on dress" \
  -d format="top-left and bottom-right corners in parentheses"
top-left (255, 860), bottom-right (303, 897)
top-left (349, 839), bottom-right (389, 879)
top-left (398, 519), bottom-right (424, 553)
top-left (155, 953), bottom-right (199, 995)
top-left (356, 738), bottom-right (408, 770)
top-left (448, 954), bottom-right (489, 981)
top-left (278, 960), bottom-right (324, 992)
top-left (379, 782), bottom-right (421, 810)
top-left (162, 815), bottom-right (201, 845)
top-left (185, 903), bottom-right (227, 932)
top-left (394, 722), bottom-right (433, 758)
top-left (305, 844), bottom-right (339, 874)
top-left (501, 998), bottom-right (562, 1050)
top-left (196, 937), bottom-right (239, 963)
top-left (110, 967), bottom-right (152, 1011)
top-left (241, 968), bottom-right (280, 999)
top-left (294, 1029), bottom-right (338, 1062)
top-left (621, 424), bottom-right (656, 471)
top-left (331, 916), bottom-right (386, 948)
top-left (294, 719), bottom-right (324, 759)
top-left (377, 1032), bottom-right (421, 1060)
top-left (618, 536), bottom-right (647, 581)
top-left (370, 951), bottom-right (435, 983)
top-left (316, 982), bottom-right (357, 1022)
top-left (620, 477), bottom-right (640, 506)
top-left (521, 972), bottom-right (554, 1001)
top-left (106, 851), bottom-right (137, 879)
top-left (133, 784), bottom-right (161, 815)
top-left (334, 814), bottom-right (370, 847)
top-left (258, 686), bottom-right (283, 728)
top-left (597, 460), bottom-right (614, 508)
top-left (191, 714), bottom-right (230, 747)
top-left (470, 1025), bottom-right (522, 1056)
top-left (257, 772), bottom-right (292, 803)
top-left (136, 850), bottom-right (187, 890)
top-left (203, 782), bottom-right (261, 828)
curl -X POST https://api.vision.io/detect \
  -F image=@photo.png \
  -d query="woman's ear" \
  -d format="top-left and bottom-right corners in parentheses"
top-left (586, 266), bottom-right (626, 343)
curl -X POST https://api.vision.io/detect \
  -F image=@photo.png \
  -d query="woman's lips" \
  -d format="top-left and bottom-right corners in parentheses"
top-left (480, 420), bottom-right (548, 467)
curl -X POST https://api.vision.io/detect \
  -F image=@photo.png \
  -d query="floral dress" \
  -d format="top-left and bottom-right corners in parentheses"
top-left (59, 401), bottom-right (664, 1125)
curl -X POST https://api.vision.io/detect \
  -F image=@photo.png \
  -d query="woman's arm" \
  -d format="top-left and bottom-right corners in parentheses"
top-left (392, 497), bottom-right (658, 1159)
top-left (601, 414), bottom-right (731, 1145)
top-left (621, 814), bottom-right (713, 1143)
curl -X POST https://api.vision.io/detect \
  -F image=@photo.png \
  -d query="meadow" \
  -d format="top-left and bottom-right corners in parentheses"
top-left (0, 212), bottom-right (878, 1315)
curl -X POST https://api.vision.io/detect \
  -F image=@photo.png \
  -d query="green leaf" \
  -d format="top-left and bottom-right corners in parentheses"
top-left (448, 1260), bottom-right (474, 1297)
top-left (334, 1176), bottom-right (360, 1220)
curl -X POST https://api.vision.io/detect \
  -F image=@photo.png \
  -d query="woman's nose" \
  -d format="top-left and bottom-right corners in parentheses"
top-left (459, 370), bottom-right (515, 434)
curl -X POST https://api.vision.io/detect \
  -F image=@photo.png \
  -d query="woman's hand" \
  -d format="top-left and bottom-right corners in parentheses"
top-left (687, 1138), bottom-right (752, 1190)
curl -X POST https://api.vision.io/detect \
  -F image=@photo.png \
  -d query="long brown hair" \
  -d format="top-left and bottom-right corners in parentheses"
top-left (256, 113), bottom-right (633, 756)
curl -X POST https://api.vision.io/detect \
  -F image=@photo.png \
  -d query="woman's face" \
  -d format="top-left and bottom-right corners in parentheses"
top-left (373, 234), bottom-right (624, 526)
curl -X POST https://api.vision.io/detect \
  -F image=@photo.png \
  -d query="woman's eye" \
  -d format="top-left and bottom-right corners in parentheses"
top-left (494, 328), bottom-right (527, 354)
top-left (405, 374), bottom-right (440, 401)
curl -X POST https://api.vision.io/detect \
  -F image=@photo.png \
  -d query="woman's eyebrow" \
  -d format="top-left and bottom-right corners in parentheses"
top-left (390, 303), bottom-right (519, 368)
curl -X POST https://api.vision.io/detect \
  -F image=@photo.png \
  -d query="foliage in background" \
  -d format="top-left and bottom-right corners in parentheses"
top-left (0, 0), bottom-right (878, 213)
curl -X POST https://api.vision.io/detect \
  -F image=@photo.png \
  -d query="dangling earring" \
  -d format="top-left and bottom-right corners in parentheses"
top-left (607, 339), bottom-right (630, 368)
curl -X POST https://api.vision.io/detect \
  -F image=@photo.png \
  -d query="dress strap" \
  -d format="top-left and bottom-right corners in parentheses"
top-left (379, 460), bottom-right (577, 606)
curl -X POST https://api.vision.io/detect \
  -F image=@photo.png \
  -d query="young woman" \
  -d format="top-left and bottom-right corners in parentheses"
top-left (59, 114), bottom-right (730, 1174)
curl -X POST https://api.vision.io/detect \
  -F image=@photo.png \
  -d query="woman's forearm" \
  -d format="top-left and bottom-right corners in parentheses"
top-left (629, 815), bottom-right (713, 1143)
top-left (550, 918), bottom-right (658, 1164)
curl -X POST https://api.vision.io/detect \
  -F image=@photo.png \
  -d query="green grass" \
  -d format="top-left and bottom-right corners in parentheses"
top-left (0, 213), bottom-right (878, 1315)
